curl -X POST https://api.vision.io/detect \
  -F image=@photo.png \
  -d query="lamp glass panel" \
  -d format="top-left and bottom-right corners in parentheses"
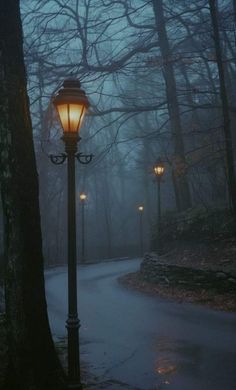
top-left (56, 104), bottom-right (69, 132)
top-left (56, 103), bottom-right (86, 133)
top-left (68, 103), bottom-right (85, 132)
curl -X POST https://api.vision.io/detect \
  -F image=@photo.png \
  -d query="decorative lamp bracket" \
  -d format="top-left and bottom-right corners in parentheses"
top-left (76, 153), bottom-right (93, 165)
top-left (49, 153), bottom-right (67, 165)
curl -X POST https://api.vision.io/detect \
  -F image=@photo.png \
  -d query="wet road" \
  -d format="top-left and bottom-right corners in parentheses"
top-left (46, 258), bottom-right (236, 390)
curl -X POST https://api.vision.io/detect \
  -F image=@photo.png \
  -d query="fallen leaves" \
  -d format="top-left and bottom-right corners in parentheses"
top-left (119, 272), bottom-right (236, 312)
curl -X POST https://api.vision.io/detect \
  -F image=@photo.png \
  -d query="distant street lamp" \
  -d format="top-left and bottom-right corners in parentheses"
top-left (79, 193), bottom-right (87, 263)
top-left (153, 159), bottom-right (165, 255)
top-left (138, 205), bottom-right (144, 256)
top-left (50, 79), bottom-right (92, 389)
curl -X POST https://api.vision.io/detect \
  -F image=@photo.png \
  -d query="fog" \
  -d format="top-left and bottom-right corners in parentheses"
top-left (16, 0), bottom-right (236, 264)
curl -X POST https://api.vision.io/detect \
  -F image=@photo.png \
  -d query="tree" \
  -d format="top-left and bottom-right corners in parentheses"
top-left (208, 0), bottom-right (236, 223)
top-left (0, 1), bottom-right (65, 389)
top-left (152, 0), bottom-right (192, 211)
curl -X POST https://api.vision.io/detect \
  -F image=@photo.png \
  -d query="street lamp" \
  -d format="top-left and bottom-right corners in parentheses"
top-left (138, 205), bottom-right (144, 257)
top-left (153, 159), bottom-right (165, 255)
top-left (50, 79), bottom-right (92, 389)
top-left (79, 193), bottom-right (87, 263)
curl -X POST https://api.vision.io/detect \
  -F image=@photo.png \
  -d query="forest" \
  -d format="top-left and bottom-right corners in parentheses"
top-left (0, 0), bottom-right (236, 389)
top-left (1, 0), bottom-right (236, 261)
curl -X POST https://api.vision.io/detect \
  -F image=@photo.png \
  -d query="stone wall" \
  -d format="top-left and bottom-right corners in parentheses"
top-left (140, 253), bottom-right (236, 293)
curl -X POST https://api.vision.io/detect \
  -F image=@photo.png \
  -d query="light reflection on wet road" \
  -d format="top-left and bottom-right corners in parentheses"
top-left (46, 258), bottom-right (236, 390)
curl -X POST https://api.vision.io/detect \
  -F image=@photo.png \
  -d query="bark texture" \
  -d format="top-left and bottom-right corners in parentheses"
top-left (0, 1), bottom-right (65, 389)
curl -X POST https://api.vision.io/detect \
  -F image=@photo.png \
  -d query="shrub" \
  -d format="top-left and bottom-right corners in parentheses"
top-left (152, 207), bottom-right (235, 244)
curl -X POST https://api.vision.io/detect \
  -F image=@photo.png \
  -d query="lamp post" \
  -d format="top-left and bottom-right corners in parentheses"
top-left (138, 205), bottom-right (144, 256)
top-left (50, 79), bottom-right (92, 389)
top-left (79, 193), bottom-right (87, 263)
top-left (153, 159), bottom-right (165, 255)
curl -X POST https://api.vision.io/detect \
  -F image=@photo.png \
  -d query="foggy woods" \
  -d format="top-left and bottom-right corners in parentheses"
top-left (17, 0), bottom-right (236, 263)
top-left (0, 0), bottom-right (236, 389)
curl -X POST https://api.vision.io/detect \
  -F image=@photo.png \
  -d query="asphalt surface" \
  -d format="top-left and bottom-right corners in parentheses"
top-left (45, 258), bottom-right (236, 390)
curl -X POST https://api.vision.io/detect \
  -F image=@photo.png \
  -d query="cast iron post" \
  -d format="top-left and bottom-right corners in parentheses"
top-left (64, 134), bottom-right (82, 389)
top-left (81, 200), bottom-right (85, 263)
top-left (139, 211), bottom-right (143, 256)
top-left (157, 177), bottom-right (162, 255)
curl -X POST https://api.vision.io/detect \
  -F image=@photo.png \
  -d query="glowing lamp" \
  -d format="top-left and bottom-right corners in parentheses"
top-left (80, 193), bottom-right (87, 201)
top-left (53, 79), bottom-right (90, 134)
top-left (154, 160), bottom-right (165, 178)
top-left (138, 206), bottom-right (144, 212)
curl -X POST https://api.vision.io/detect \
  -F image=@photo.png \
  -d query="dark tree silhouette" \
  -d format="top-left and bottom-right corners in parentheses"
top-left (0, 1), bottom-right (65, 389)
top-left (209, 0), bottom-right (236, 224)
top-left (152, 0), bottom-right (192, 211)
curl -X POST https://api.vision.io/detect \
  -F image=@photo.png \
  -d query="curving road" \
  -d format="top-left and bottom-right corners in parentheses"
top-left (45, 258), bottom-right (236, 390)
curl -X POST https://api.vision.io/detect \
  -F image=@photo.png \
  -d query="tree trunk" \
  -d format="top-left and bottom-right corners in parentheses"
top-left (233, 0), bottom-right (236, 24)
top-left (0, 1), bottom-right (65, 389)
top-left (209, 0), bottom-right (236, 221)
top-left (152, 0), bottom-right (192, 211)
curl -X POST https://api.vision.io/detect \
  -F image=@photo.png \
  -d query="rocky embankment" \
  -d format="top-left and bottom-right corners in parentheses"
top-left (119, 250), bottom-right (236, 312)
top-left (140, 252), bottom-right (236, 293)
